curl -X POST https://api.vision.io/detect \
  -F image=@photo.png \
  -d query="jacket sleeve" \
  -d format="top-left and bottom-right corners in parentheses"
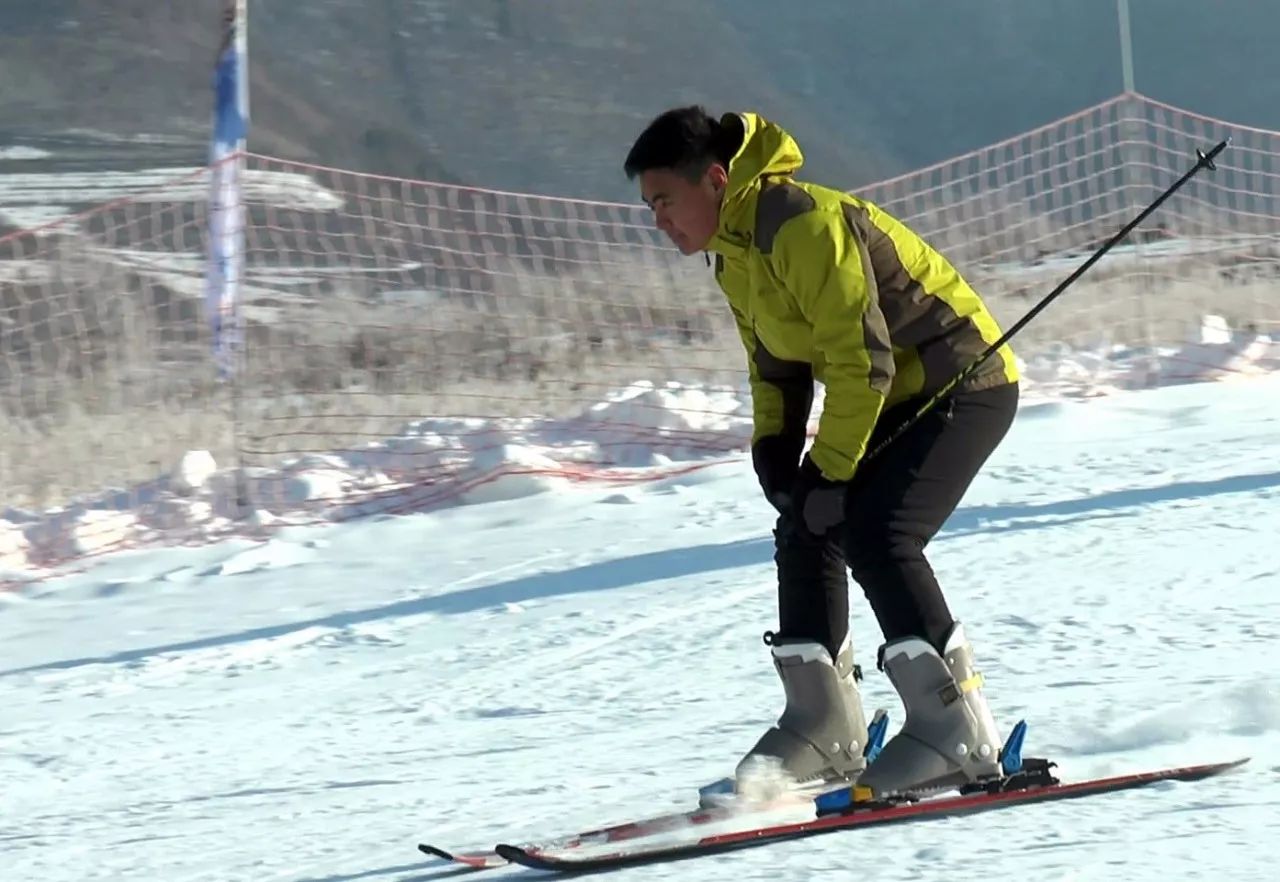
top-left (724, 278), bottom-right (812, 448)
top-left (769, 208), bottom-right (894, 481)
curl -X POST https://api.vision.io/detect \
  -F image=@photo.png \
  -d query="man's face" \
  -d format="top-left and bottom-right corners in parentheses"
top-left (639, 164), bottom-right (727, 255)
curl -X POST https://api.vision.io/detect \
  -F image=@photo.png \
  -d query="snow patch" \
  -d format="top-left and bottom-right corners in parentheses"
top-left (0, 520), bottom-right (30, 570)
top-left (0, 146), bottom-right (52, 161)
top-left (0, 167), bottom-right (345, 213)
top-left (171, 450), bottom-right (218, 495)
top-left (22, 509), bottom-right (139, 563)
top-left (0, 205), bottom-right (74, 232)
top-left (205, 538), bottom-right (317, 577)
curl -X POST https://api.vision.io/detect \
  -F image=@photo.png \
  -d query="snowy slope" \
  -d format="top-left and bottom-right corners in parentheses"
top-left (3, 375), bottom-right (1279, 881)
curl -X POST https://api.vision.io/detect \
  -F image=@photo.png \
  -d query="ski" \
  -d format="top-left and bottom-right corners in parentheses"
top-left (416, 843), bottom-right (508, 870)
top-left (493, 757), bottom-right (1248, 873)
top-left (418, 793), bottom-right (809, 870)
top-left (418, 711), bottom-right (896, 870)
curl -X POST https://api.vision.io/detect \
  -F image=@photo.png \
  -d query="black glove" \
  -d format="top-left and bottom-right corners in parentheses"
top-left (790, 454), bottom-right (848, 538)
top-left (752, 433), bottom-right (805, 513)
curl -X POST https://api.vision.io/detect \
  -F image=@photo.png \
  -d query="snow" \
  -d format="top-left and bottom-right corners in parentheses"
top-left (0, 205), bottom-right (74, 232)
top-left (2, 358), bottom-right (1278, 880)
top-left (976, 234), bottom-right (1276, 283)
top-left (0, 166), bottom-right (345, 218)
top-left (0, 145), bottom-right (53, 161)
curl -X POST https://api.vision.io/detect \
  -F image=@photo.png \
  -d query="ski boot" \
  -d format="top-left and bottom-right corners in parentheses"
top-left (857, 622), bottom-right (1004, 797)
top-left (730, 633), bottom-right (870, 800)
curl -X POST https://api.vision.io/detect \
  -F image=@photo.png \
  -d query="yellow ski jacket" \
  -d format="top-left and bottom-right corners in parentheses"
top-left (707, 112), bottom-right (1019, 482)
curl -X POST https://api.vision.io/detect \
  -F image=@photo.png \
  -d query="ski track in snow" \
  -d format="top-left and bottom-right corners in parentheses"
top-left (2, 378), bottom-right (1280, 881)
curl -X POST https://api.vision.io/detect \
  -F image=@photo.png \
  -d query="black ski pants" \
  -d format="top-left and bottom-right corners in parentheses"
top-left (773, 382), bottom-right (1019, 657)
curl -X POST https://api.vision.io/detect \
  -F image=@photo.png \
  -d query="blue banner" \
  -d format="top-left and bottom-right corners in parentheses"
top-left (205, 0), bottom-right (248, 380)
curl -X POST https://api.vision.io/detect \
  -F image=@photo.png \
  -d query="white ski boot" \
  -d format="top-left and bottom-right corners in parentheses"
top-left (858, 623), bottom-right (1003, 797)
top-left (732, 634), bottom-right (870, 798)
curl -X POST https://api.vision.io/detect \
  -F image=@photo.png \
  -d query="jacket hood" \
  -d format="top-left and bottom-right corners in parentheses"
top-left (709, 112), bottom-right (805, 256)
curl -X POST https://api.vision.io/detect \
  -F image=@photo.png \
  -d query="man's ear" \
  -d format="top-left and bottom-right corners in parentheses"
top-left (707, 162), bottom-right (729, 193)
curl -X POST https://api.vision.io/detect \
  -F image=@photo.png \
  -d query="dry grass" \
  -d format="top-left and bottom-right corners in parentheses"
top-left (5, 255), bottom-right (1276, 513)
top-left (0, 245), bottom-right (742, 509)
top-left (976, 265), bottom-right (1280, 354)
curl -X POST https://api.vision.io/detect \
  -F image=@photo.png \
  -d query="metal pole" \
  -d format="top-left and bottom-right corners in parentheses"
top-left (232, 0), bottom-right (251, 515)
top-left (237, 0), bottom-right (250, 119)
top-left (1118, 0), bottom-right (1136, 93)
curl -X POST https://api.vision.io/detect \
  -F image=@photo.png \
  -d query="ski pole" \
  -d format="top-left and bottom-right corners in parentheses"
top-left (863, 137), bottom-right (1230, 464)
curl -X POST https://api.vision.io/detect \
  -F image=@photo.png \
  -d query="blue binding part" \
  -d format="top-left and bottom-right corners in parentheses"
top-left (864, 710), bottom-right (889, 764)
top-left (1000, 719), bottom-right (1028, 775)
top-left (814, 786), bottom-right (852, 813)
top-left (812, 711), bottom-right (891, 814)
top-left (697, 776), bottom-right (735, 804)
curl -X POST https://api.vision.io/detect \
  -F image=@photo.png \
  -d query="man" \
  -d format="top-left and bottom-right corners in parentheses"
top-left (623, 107), bottom-right (1021, 798)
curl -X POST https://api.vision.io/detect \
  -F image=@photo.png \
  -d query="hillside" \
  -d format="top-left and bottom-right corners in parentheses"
top-left (0, 0), bottom-right (1277, 199)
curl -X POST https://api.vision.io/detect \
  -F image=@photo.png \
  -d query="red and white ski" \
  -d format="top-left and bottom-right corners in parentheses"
top-left (421, 757), bottom-right (1247, 873)
top-left (418, 793), bottom-right (803, 870)
top-left (416, 843), bottom-right (508, 870)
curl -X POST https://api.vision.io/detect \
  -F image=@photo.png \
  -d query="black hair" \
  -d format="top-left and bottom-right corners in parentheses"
top-left (623, 105), bottom-right (741, 182)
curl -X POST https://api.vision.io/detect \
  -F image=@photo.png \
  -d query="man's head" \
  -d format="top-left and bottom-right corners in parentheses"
top-left (624, 106), bottom-right (739, 255)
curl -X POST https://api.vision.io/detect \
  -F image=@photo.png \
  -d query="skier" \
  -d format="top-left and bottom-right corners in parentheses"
top-left (623, 107), bottom-right (1021, 797)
